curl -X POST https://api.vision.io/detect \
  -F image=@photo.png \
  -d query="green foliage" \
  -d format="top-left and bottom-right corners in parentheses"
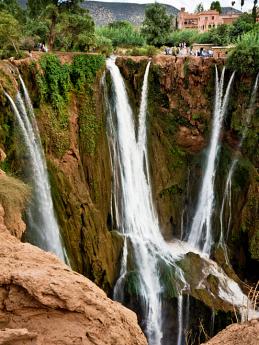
top-left (78, 90), bottom-right (100, 155)
top-left (38, 54), bottom-right (71, 114)
top-left (210, 1), bottom-right (222, 13)
top-left (0, 174), bottom-right (31, 224)
top-left (141, 3), bottom-right (172, 46)
top-left (37, 54), bottom-right (105, 156)
top-left (0, 0), bottom-right (25, 22)
top-left (159, 184), bottom-right (183, 198)
top-left (108, 20), bottom-right (132, 30)
top-left (167, 29), bottom-right (198, 46)
top-left (94, 35), bottom-right (113, 55)
top-left (227, 30), bottom-right (259, 73)
top-left (27, 0), bottom-right (84, 18)
top-left (229, 13), bottom-right (254, 41)
top-left (195, 2), bottom-right (204, 13)
top-left (96, 23), bottom-right (145, 47)
top-left (170, 146), bottom-right (186, 170)
top-left (56, 12), bottom-right (95, 51)
top-left (0, 10), bottom-right (21, 56)
top-left (196, 24), bottom-right (231, 45)
top-left (126, 45), bottom-right (159, 56)
top-left (70, 54), bottom-right (105, 89)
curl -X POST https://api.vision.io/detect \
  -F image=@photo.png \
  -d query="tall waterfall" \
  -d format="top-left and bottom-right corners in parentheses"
top-left (107, 57), bottom-right (164, 345)
top-left (187, 67), bottom-right (235, 254)
top-left (219, 73), bottom-right (259, 257)
top-left (106, 59), bottom-right (258, 344)
top-left (5, 77), bottom-right (65, 261)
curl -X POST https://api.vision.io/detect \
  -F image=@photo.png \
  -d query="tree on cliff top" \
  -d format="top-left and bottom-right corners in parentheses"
top-left (210, 1), bottom-right (222, 13)
top-left (27, 0), bottom-right (84, 18)
top-left (0, 11), bottom-right (21, 54)
top-left (141, 3), bottom-right (172, 46)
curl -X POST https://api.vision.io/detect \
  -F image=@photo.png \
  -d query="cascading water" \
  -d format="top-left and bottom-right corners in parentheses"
top-left (106, 58), bottom-right (258, 344)
top-left (187, 67), bottom-right (235, 255)
top-left (5, 77), bottom-right (65, 261)
top-left (106, 57), bottom-right (164, 345)
top-left (219, 73), bottom-right (259, 259)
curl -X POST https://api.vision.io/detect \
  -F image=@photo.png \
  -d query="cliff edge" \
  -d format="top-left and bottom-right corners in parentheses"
top-left (0, 194), bottom-right (147, 344)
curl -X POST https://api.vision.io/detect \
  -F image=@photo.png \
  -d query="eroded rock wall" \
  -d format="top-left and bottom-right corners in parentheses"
top-left (0, 202), bottom-right (147, 345)
top-left (116, 55), bottom-right (259, 282)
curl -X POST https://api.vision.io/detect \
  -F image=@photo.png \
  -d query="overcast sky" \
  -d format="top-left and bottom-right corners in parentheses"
top-left (91, 0), bottom-right (254, 12)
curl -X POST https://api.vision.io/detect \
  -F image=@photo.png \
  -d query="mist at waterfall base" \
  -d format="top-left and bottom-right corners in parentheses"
top-left (5, 76), bottom-right (65, 261)
top-left (105, 58), bottom-right (259, 345)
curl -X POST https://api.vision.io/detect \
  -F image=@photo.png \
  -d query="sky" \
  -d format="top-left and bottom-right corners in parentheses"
top-left (90, 0), bottom-right (254, 12)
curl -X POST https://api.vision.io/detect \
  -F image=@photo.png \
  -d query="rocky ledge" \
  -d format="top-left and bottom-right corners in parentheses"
top-left (0, 202), bottom-right (147, 345)
top-left (201, 319), bottom-right (259, 345)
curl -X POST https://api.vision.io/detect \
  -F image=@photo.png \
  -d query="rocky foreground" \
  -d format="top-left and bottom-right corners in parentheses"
top-left (202, 319), bottom-right (259, 345)
top-left (0, 201), bottom-right (147, 345)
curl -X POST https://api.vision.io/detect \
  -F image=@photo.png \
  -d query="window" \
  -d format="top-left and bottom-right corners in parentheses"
top-left (205, 16), bottom-right (208, 20)
top-left (208, 24), bottom-right (211, 28)
top-left (212, 16), bottom-right (214, 20)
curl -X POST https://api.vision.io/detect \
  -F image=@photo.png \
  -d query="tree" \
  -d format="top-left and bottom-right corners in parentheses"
top-left (27, 0), bottom-right (84, 18)
top-left (27, 0), bottom-right (87, 50)
top-left (57, 12), bottom-right (95, 51)
top-left (195, 3), bottom-right (204, 13)
top-left (108, 20), bottom-right (132, 30)
top-left (241, 0), bottom-right (258, 23)
top-left (0, 11), bottom-right (21, 54)
top-left (0, 0), bottom-right (25, 22)
top-left (141, 3), bottom-right (172, 46)
top-left (210, 1), bottom-right (222, 13)
top-left (229, 13), bottom-right (254, 40)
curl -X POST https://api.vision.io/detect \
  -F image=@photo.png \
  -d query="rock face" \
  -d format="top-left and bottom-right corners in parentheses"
top-left (0, 204), bottom-right (147, 345)
top-left (201, 320), bottom-right (259, 345)
top-left (116, 55), bottom-right (259, 283)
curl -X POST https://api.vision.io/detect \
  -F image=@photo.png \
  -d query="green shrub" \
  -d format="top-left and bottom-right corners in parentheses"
top-left (96, 24), bottom-right (145, 47)
top-left (167, 29), bottom-right (198, 46)
top-left (38, 54), bottom-right (71, 113)
top-left (127, 45), bottom-right (159, 56)
top-left (227, 31), bottom-right (259, 74)
top-left (70, 54), bottom-right (105, 89)
top-left (95, 35), bottom-right (113, 56)
top-left (0, 174), bottom-right (30, 226)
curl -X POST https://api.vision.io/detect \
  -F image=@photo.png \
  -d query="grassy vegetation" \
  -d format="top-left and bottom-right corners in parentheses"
top-left (36, 53), bottom-right (105, 157)
top-left (0, 174), bottom-right (30, 223)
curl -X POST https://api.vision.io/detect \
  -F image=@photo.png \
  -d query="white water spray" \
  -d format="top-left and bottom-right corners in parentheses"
top-left (187, 67), bottom-right (235, 254)
top-left (177, 294), bottom-right (183, 345)
top-left (5, 78), bottom-right (65, 261)
top-left (219, 73), bottom-right (259, 260)
top-left (106, 57), bottom-right (164, 345)
top-left (106, 59), bottom-right (258, 343)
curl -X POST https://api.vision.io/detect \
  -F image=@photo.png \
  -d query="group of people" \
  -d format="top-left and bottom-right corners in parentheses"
top-left (38, 42), bottom-right (48, 52)
top-left (165, 43), bottom-right (214, 58)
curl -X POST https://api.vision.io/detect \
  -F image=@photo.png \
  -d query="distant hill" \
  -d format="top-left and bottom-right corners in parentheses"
top-left (81, 1), bottom-right (179, 26)
top-left (17, 2), bottom-right (241, 27)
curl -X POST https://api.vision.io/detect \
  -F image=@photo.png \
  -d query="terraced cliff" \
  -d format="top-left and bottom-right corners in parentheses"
top-left (0, 52), bottom-right (258, 344)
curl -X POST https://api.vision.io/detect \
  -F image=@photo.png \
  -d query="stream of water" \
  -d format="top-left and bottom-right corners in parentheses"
top-left (5, 77), bottom-right (65, 261)
top-left (187, 67), bottom-right (235, 255)
top-left (219, 73), bottom-right (259, 261)
top-left (106, 58), bottom-right (258, 344)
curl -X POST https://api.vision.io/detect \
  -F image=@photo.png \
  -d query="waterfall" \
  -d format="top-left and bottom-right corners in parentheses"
top-left (106, 57), bottom-right (163, 345)
top-left (106, 58), bottom-right (258, 344)
top-left (5, 77), bottom-right (65, 261)
top-left (176, 294), bottom-right (183, 345)
top-left (187, 67), bottom-right (235, 255)
top-left (219, 73), bottom-right (259, 259)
